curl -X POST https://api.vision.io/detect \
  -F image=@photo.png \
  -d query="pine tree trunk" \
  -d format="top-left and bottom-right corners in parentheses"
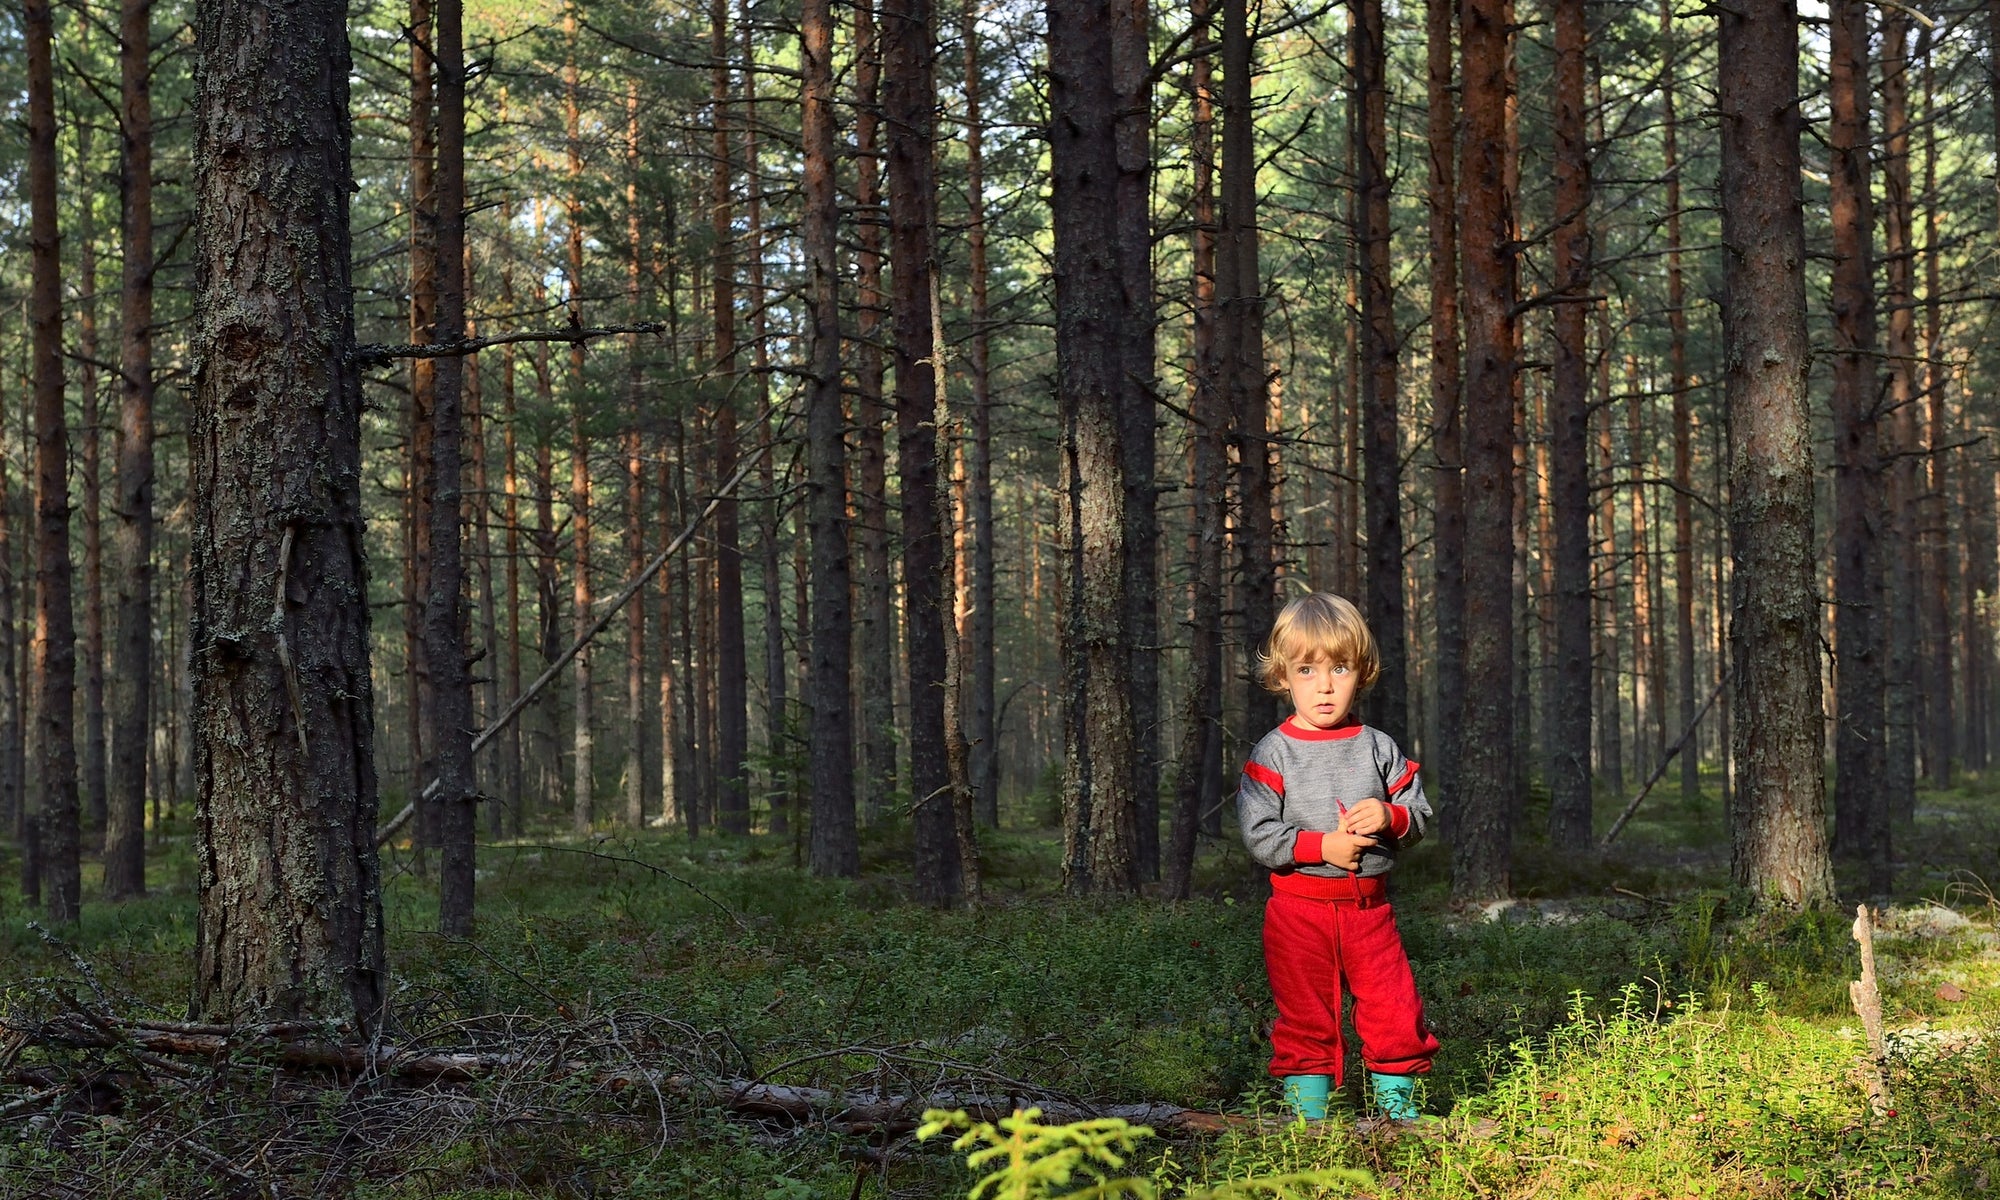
top-left (497, 204), bottom-right (526, 834)
top-left (1353, 0), bottom-right (1406, 743)
top-left (1167, 0), bottom-right (1224, 897)
top-left (1425, 0), bottom-right (1463, 801)
top-left (1546, 0), bottom-right (1592, 844)
top-left (709, 0), bottom-right (749, 836)
top-left (566, 12), bottom-right (596, 836)
top-left (801, 0), bottom-right (856, 875)
top-left (1880, 8), bottom-right (1919, 833)
top-left (467, 249), bottom-right (501, 843)
top-left (407, 0), bottom-right (437, 854)
top-left (1663, 0), bottom-right (1699, 805)
top-left (1917, 33), bottom-right (1950, 790)
top-left (75, 107), bottom-right (108, 844)
top-left (851, 0), bottom-right (898, 824)
top-left (1828, 0), bottom-right (1885, 872)
top-left (190, 0), bottom-right (386, 1025)
top-left (886, 0), bottom-right (959, 903)
top-left (1718, 0), bottom-right (1834, 910)
top-left (1219, 0), bottom-right (1276, 742)
top-left (1453, 0), bottom-right (1515, 901)
top-left (741, 21), bottom-right (785, 836)
top-left (431, 0), bottom-right (477, 936)
top-left (0, 388), bottom-right (15, 854)
top-left (105, 0), bottom-right (155, 901)
top-left (1051, 0), bottom-right (1137, 896)
top-left (1594, 304), bottom-right (1623, 793)
top-left (1112, 0), bottom-right (1158, 880)
top-left (26, 0), bottom-right (80, 924)
top-left (964, 3), bottom-right (999, 833)
top-left (622, 83), bottom-right (650, 831)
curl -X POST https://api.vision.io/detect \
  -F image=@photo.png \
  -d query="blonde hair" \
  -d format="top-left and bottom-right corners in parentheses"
top-left (1257, 593), bottom-right (1379, 694)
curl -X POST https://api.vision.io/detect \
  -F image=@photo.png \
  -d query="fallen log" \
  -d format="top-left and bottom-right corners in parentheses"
top-left (1, 1015), bottom-right (1241, 1136)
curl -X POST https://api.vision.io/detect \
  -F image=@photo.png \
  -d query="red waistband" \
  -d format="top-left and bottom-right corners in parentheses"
top-left (1270, 871), bottom-right (1388, 905)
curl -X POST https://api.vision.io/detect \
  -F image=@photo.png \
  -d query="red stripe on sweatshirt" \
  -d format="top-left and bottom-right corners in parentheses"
top-left (1243, 761), bottom-right (1285, 794)
top-left (1388, 760), bottom-right (1421, 795)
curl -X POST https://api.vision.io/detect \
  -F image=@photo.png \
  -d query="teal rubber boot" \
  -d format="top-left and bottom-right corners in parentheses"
top-left (1369, 1072), bottom-right (1421, 1121)
top-left (1280, 1073), bottom-right (1331, 1122)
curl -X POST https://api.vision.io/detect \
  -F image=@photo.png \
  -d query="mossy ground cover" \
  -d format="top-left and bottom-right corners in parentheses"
top-left (0, 769), bottom-right (1996, 1197)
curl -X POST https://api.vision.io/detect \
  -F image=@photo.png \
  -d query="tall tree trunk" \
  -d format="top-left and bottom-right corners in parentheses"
top-left (497, 196), bottom-right (526, 834)
top-left (1828, 0), bottom-right (1885, 875)
top-left (1545, 0), bottom-right (1591, 844)
top-left (1050, 0), bottom-right (1136, 895)
top-left (1627, 353), bottom-right (1657, 778)
top-left (407, 0), bottom-right (437, 855)
top-left (742, 16), bottom-right (784, 835)
top-left (1718, 0), bottom-right (1834, 909)
top-left (1663, 0), bottom-right (1699, 806)
top-left (624, 83), bottom-right (650, 831)
top-left (1113, 0), bottom-right (1158, 880)
top-left (963, 1), bottom-right (999, 832)
top-left (1880, 7), bottom-right (1918, 832)
top-left (1219, 0), bottom-right (1275, 742)
top-left (710, 0), bottom-right (750, 836)
top-left (75, 102), bottom-right (108, 843)
top-left (430, 0), bottom-right (477, 936)
top-left (1167, 0), bottom-right (1224, 897)
top-left (886, 0), bottom-right (960, 903)
top-left (1425, 0), bottom-right (1462, 801)
top-left (852, 0), bottom-right (897, 823)
top-left (1354, 0), bottom-right (1406, 742)
top-left (0, 388), bottom-right (15, 860)
top-left (105, 0), bottom-right (155, 901)
top-left (467, 247), bottom-right (500, 842)
top-left (566, 11), bottom-right (596, 836)
top-left (26, 0), bottom-right (80, 924)
top-left (1594, 303), bottom-right (1623, 792)
top-left (190, 0), bottom-right (386, 1025)
top-left (801, 0), bottom-right (856, 875)
top-left (1918, 31), bottom-right (1951, 790)
top-left (1453, 0), bottom-right (1515, 901)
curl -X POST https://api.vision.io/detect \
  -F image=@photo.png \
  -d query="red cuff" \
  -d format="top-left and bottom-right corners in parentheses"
top-left (1388, 804), bottom-right (1411, 840)
top-left (1293, 830), bottom-right (1325, 865)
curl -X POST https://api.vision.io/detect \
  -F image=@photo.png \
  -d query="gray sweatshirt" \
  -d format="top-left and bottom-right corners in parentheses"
top-left (1237, 717), bottom-right (1432, 878)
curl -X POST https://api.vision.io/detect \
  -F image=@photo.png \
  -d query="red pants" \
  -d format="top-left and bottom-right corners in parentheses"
top-left (1263, 887), bottom-right (1440, 1083)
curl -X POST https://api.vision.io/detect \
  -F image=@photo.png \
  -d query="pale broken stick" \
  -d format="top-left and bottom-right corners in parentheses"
top-left (377, 429), bottom-right (771, 847)
top-left (1849, 903), bottom-right (1892, 1118)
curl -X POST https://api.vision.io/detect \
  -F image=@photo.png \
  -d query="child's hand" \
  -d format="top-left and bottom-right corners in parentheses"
top-left (1340, 798), bottom-right (1391, 837)
top-left (1324, 830), bottom-right (1375, 871)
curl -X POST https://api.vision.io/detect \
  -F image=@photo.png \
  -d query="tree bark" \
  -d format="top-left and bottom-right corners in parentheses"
top-left (430, 0), bottom-right (477, 936)
top-left (566, 12), bottom-right (596, 836)
top-left (190, 0), bottom-right (386, 1025)
top-left (801, 0), bottom-right (856, 876)
top-left (1879, 7), bottom-right (1918, 833)
top-left (1718, 0), bottom-right (1834, 909)
top-left (622, 84), bottom-right (650, 832)
top-left (1827, 0), bottom-right (1885, 876)
top-left (964, 1), bottom-right (999, 833)
top-left (1113, 0), bottom-right (1158, 880)
top-left (26, 0), bottom-right (80, 924)
top-left (406, 0), bottom-right (437, 854)
top-left (1166, 0), bottom-right (1224, 899)
top-left (1050, 0), bottom-right (1137, 895)
top-left (1662, 0), bottom-right (1698, 807)
top-left (1917, 31), bottom-right (1950, 791)
top-left (885, 0), bottom-right (959, 904)
top-left (105, 0), bottom-right (156, 900)
top-left (1219, 0), bottom-right (1276, 743)
top-left (710, 0), bottom-right (749, 836)
top-left (1425, 0), bottom-right (1462, 802)
top-left (1545, 0), bottom-right (1591, 845)
top-left (851, 0), bottom-right (898, 824)
top-left (1353, 0), bottom-right (1406, 743)
top-left (1453, 0), bottom-right (1515, 901)
top-left (75, 98), bottom-right (107, 844)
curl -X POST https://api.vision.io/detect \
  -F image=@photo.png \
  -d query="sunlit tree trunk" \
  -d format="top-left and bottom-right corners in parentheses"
top-left (1662, 0), bottom-right (1698, 806)
top-left (963, 2), bottom-right (999, 832)
top-left (1425, 0), bottom-right (1462, 799)
top-left (710, 0), bottom-right (749, 836)
top-left (406, 0), bottom-right (437, 855)
top-left (1719, 0), bottom-right (1834, 909)
top-left (565, 10), bottom-right (596, 836)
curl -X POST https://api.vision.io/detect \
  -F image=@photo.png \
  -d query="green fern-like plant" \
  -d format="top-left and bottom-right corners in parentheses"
top-left (917, 1108), bottom-right (1372, 1200)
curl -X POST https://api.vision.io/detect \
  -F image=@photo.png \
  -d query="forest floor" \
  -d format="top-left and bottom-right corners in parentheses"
top-left (0, 770), bottom-right (1997, 1199)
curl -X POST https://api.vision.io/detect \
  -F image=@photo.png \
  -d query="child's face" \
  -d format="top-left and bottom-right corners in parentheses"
top-left (1286, 652), bottom-right (1359, 730)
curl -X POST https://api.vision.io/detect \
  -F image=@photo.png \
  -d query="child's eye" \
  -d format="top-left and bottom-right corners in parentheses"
top-left (1332, 665), bottom-right (1350, 676)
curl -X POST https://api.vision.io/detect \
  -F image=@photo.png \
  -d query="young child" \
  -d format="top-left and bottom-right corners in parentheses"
top-left (1238, 592), bottom-right (1440, 1123)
